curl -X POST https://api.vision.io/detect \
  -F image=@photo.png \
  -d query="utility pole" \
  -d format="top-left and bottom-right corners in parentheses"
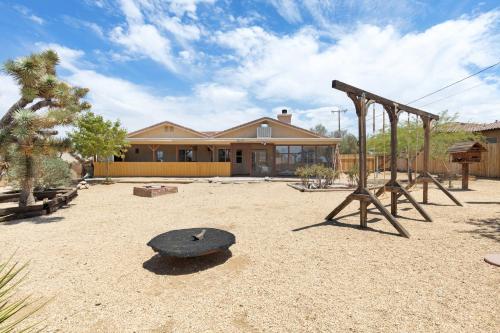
top-left (331, 107), bottom-right (348, 173)
top-left (331, 107), bottom-right (348, 137)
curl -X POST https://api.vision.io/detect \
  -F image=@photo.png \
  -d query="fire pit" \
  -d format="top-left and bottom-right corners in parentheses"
top-left (147, 228), bottom-right (235, 258)
top-left (133, 185), bottom-right (178, 197)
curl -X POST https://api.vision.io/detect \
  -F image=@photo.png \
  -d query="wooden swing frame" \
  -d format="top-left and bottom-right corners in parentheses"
top-left (325, 80), bottom-right (461, 238)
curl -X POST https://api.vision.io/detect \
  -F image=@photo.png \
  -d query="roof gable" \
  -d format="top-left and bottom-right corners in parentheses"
top-left (213, 117), bottom-right (323, 139)
top-left (127, 121), bottom-right (207, 139)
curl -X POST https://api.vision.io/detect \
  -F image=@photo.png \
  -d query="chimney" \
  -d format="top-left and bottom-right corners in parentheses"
top-left (277, 109), bottom-right (292, 124)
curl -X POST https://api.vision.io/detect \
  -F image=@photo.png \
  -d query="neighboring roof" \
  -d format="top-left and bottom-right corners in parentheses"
top-left (212, 117), bottom-right (325, 138)
top-left (128, 121), bottom-right (208, 138)
top-left (447, 141), bottom-right (487, 154)
top-left (444, 121), bottom-right (500, 133)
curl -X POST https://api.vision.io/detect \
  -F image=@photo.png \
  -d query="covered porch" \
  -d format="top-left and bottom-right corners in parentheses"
top-left (104, 142), bottom-right (337, 177)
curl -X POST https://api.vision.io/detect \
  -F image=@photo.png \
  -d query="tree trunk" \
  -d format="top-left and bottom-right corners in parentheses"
top-left (18, 155), bottom-right (36, 207)
top-left (106, 160), bottom-right (110, 182)
top-left (0, 98), bottom-right (31, 129)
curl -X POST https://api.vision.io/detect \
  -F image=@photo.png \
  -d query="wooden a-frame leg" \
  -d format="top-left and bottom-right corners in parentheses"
top-left (365, 190), bottom-right (410, 238)
top-left (395, 181), bottom-right (433, 222)
top-left (360, 201), bottom-right (368, 228)
top-left (426, 172), bottom-right (462, 206)
top-left (325, 194), bottom-right (354, 220)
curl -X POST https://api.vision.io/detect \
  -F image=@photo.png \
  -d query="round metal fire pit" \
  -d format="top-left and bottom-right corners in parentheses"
top-left (147, 228), bottom-right (235, 258)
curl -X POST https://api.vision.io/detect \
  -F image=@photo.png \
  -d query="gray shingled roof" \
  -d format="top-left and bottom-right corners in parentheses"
top-left (444, 120), bottom-right (500, 133)
top-left (447, 141), bottom-right (487, 153)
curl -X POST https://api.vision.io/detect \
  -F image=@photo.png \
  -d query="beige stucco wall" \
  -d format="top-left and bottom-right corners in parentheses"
top-left (129, 124), bottom-right (204, 139)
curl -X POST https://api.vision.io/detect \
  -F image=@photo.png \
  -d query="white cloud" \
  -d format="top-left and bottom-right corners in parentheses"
top-left (26, 44), bottom-right (265, 132)
top-left (157, 16), bottom-right (201, 42)
top-left (167, 0), bottom-right (216, 19)
top-left (110, 24), bottom-right (177, 71)
top-left (270, 0), bottom-right (302, 24)
top-left (213, 12), bottom-right (500, 124)
top-left (0, 75), bottom-right (20, 114)
top-left (13, 5), bottom-right (45, 25)
top-left (108, 0), bottom-right (214, 72)
top-left (63, 16), bottom-right (105, 39)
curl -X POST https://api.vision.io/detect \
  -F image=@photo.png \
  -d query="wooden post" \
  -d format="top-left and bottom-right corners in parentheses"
top-left (351, 93), bottom-right (368, 228)
top-left (148, 145), bottom-right (159, 162)
top-left (462, 163), bottom-right (469, 190)
top-left (422, 117), bottom-right (430, 203)
top-left (388, 106), bottom-right (399, 216)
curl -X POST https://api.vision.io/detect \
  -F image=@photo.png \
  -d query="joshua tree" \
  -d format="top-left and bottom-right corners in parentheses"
top-left (0, 50), bottom-right (90, 206)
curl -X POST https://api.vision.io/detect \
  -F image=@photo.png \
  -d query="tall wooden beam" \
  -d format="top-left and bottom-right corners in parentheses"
top-left (422, 116), bottom-right (430, 203)
top-left (332, 80), bottom-right (440, 121)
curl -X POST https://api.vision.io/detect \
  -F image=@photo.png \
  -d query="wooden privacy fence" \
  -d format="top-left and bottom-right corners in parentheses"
top-left (94, 162), bottom-right (231, 177)
top-left (397, 142), bottom-right (500, 178)
top-left (339, 154), bottom-right (379, 172)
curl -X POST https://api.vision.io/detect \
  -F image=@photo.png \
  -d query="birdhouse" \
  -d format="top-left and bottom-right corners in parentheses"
top-left (447, 141), bottom-right (487, 190)
top-left (447, 141), bottom-right (487, 163)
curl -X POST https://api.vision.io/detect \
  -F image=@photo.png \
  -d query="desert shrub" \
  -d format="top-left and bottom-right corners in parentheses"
top-left (295, 164), bottom-right (339, 189)
top-left (344, 163), bottom-right (371, 187)
top-left (295, 166), bottom-right (313, 187)
top-left (37, 157), bottom-right (71, 189)
top-left (344, 164), bottom-right (359, 186)
top-left (7, 156), bottom-right (71, 190)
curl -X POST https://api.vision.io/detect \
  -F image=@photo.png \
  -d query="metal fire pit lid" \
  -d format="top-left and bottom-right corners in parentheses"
top-left (147, 228), bottom-right (235, 258)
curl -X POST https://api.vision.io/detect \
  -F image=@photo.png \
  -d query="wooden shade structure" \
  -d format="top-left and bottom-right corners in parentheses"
top-left (325, 80), bottom-right (462, 238)
top-left (448, 141), bottom-right (487, 190)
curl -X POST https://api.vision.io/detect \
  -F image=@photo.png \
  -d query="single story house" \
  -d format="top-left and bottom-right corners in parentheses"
top-left (95, 110), bottom-right (341, 177)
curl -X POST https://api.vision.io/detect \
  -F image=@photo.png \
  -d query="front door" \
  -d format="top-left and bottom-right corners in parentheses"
top-left (251, 150), bottom-right (270, 176)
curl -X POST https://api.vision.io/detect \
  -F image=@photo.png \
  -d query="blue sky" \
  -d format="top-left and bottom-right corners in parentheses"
top-left (0, 0), bottom-right (499, 133)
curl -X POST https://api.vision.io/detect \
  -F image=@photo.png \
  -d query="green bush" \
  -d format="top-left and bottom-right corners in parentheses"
top-left (344, 164), bottom-right (359, 187)
top-left (7, 156), bottom-right (71, 190)
top-left (37, 157), bottom-right (71, 189)
top-left (295, 164), bottom-right (339, 189)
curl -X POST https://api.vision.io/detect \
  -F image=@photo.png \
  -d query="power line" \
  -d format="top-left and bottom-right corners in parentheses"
top-left (406, 59), bottom-right (500, 105)
top-left (416, 83), bottom-right (483, 108)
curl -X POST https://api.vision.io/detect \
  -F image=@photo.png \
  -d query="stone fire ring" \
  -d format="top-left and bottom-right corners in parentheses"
top-left (147, 228), bottom-right (235, 258)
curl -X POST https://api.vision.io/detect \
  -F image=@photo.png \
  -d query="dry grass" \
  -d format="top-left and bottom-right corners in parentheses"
top-left (0, 179), bottom-right (499, 332)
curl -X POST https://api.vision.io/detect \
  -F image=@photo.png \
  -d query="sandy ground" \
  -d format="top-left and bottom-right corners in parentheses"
top-left (0, 179), bottom-right (499, 332)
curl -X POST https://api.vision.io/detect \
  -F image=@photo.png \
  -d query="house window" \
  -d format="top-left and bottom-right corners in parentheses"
top-left (316, 146), bottom-right (332, 166)
top-left (135, 148), bottom-right (140, 154)
top-left (179, 148), bottom-right (194, 162)
top-left (302, 146), bottom-right (316, 164)
top-left (275, 145), bottom-right (333, 175)
top-left (218, 149), bottom-right (231, 162)
top-left (236, 150), bottom-right (243, 163)
top-left (156, 150), bottom-right (164, 162)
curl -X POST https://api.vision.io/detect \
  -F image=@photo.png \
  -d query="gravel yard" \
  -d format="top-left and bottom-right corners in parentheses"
top-left (0, 179), bottom-right (499, 332)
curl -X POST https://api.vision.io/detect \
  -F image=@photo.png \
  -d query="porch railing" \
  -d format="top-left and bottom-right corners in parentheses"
top-left (94, 162), bottom-right (231, 177)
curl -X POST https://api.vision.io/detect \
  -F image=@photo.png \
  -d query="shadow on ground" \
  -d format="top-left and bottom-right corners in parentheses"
top-left (292, 219), bottom-right (402, 237)
top-left (466, 201), bottom-right (500, 205)
top-left (1, 215), bottom-right (65, 225)
top-left (457, 218), bottom-right (500, 242)
top-left (143, 250), bottom-right (232, 275)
